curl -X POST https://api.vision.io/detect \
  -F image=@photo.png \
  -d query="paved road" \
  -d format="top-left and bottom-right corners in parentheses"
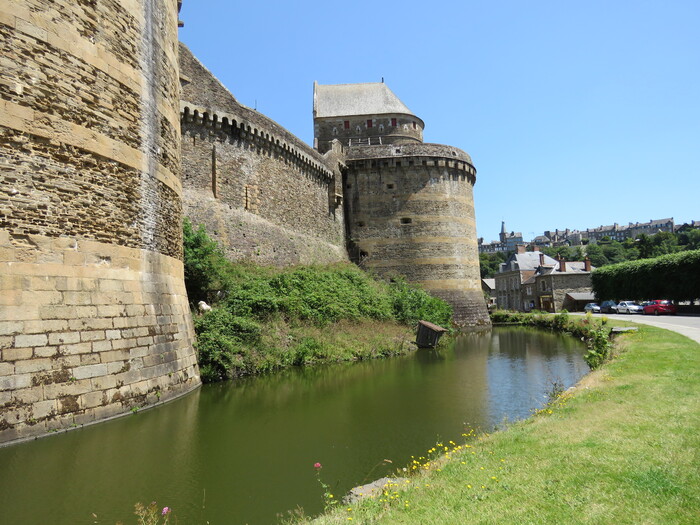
top-left (586, 313), bottom-right (700, 344)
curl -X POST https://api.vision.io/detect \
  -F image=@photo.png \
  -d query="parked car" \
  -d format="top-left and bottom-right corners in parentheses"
top-left (600, 300), bottom-right (618, 314)
top-left (583, 303), bottom-right (600, 313)
top-left (643, 300), bottom-right (677, 315)
top-left (617, 301), bottom-right (643, 314)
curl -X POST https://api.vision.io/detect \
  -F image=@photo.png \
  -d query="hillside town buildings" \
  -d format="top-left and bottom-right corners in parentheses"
top-left (479, 217), bottom-right (690, 253)
top-left (494, 246), bottom-right (595, 312)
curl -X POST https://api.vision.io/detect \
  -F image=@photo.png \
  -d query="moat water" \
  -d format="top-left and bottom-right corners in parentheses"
top-left (0, 327), bottom-right (588, 524)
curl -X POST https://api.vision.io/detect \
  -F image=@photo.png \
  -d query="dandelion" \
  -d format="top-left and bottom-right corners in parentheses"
top-left (467, 484), bottom-right (472, 489)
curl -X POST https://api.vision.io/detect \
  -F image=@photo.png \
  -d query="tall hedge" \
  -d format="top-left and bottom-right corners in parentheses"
top-left (591, 249), bottom-right (700, 301)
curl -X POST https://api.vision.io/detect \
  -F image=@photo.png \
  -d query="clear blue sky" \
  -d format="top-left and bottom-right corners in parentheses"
top-left (179, 0), bottom-right (699, 242)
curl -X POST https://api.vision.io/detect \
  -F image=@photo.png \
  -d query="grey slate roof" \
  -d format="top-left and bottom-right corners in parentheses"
top-left (501, 252), bottom-right (558, 272)
top-left (313, 82), bottom-right (415, 118)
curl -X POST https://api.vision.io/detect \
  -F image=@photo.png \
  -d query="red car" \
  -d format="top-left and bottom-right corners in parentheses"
top-left (643, 300), bottom-right (677, 315)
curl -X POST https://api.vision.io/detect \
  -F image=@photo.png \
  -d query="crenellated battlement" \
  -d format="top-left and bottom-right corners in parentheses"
top-left (344, 143), bottom-right (477, 184)
top-left (181, 103), bottom-right (335, 183)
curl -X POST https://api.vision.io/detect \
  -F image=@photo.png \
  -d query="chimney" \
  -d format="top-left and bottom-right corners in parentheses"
top-left (516, 244), bottom-right (526, 254)
top-left (558, 257), bottom-right (566, 272)
top-left (539, 253), bottom-right (545, 266)
top-left (584, 257), bottom-right (591, 272)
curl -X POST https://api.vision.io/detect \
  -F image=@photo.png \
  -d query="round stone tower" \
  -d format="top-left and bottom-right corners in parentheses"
top-left (313, 82), bottom-right (490, 327)
top-left (0, 0), bottom-right (200, 445)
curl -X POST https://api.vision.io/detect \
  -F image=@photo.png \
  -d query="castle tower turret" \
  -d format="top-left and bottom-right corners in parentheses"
top-left (314, 82), bottom-right (490, 327)
top-left (313, 82), bottom-right (425, 154)
top-left (0, 0), bottom-right (200, 444)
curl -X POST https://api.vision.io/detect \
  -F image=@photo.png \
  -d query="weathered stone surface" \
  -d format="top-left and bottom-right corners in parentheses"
top-left (179, 44), bottom-right (347, 267)
top-left (0, 0), bottom-right (200, 445)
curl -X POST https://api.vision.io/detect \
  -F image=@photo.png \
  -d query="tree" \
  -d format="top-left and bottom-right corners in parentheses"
top-left (585, 244), bottom-right (609, 267)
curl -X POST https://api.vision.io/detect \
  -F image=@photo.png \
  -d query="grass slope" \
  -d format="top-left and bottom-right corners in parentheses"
top-left (309, 323), bottom-right (700, 524)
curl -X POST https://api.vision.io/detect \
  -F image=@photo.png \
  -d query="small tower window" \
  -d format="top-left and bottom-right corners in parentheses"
top-left (400, 218), bottom-right (412, 225)
top-left (344, 120), bottom-right (350, 129)
top-left (379, 124), bottom-right (384, 133)
top-left (391, 118), bottom-right (397, 127)
top-left (332, 127), bottom-right (338, 136)
top-left (386, 183), bottom-right (394, 190)
top-left (412, 121), bottom-right (417, 129)
top-left (356, 126), bottom-right (361, 134)
top-left (366, 119), bottom-right (373, 128)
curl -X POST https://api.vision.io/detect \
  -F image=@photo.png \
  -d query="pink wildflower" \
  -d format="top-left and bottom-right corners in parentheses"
top-left (314, 462), bottom-right (322, 469)
top-left (162, 507), bottom-right (171, 515)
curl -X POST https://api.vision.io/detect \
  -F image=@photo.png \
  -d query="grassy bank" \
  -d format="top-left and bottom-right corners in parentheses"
top-left (308, 322), bottom-right (700, 524)
top-left (184, 220), bottom-right (453, 382)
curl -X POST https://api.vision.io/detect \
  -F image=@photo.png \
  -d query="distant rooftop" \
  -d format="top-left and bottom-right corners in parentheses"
top-left (313, 82), bottom-right (416, 119)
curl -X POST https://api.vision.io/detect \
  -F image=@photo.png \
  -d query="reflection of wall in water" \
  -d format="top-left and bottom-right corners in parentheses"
top-left (486, 328), bottom-right (588, 419)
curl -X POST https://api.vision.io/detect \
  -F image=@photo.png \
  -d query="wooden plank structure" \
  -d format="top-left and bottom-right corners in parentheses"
top-left (416, 320), bottom-right (448, 348)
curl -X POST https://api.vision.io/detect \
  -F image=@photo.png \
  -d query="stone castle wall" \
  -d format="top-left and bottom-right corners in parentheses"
top-left (0, 0), bottom-right (200, 445)
top-left (344, 143), bottom-right (490, 327)
top-left (179, 45), bottom-right (347, 266)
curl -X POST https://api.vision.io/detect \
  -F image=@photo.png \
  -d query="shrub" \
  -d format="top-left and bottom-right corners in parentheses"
top-left (184, 223), bottom-right (454, 382)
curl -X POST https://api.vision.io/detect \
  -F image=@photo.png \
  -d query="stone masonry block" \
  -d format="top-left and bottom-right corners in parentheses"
top-left (81, 391), bottom-right (106, 410)
top-left (33, 400), bottom-right (57, 420)
top-left (33, 346), bottom-right (60, 358)
top-left (68, 318), bottom-right (114, 331)
top-left (80, 330), bottom-right (106, 343)
top-left (48, 332), bottom-right (81, 346)
top-left (12, 386), bottom-right (44, 404)
top-left (91, 340), bottom-right (113, 352)
top-left (59, 342), bottom-right (92, 356)
top-left (111, 337), bottom-right (137, 350)
top-left (43, 379), bottom-right (93, 399)
top-left (14, 334), bottom-right (48, 348)
top-left (0, 362), bottom-right (14, 376)
top-left (72, 363), bottom-right (109, 380)
top-left (0, 322), bottom-right (23, 336)
top-left (23, 320), bottom-right (68, 334)
top-left (105, 329), bottom-right (122, 340)
top-left (97, 304), bottom-right (128, 317)
top-left (91, 374), bottom-right (118, 391)
top-left (0, 374), bottom-right (31, 391)
top-left (15, 358), bottom-right (53, 374)
top-left (2, 347), bottom-right (33, 361)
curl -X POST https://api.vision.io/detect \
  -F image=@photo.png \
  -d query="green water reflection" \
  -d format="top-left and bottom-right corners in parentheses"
top-left (0, 327), bottom-right (587, 524)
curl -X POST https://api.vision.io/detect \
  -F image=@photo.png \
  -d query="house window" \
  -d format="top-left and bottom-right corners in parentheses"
top-left (391, 118), bottom-right (397, 127)
top-left (367, 119), bottom-right (373, 128)
top-left (344, 120), bottom-right (350, 129)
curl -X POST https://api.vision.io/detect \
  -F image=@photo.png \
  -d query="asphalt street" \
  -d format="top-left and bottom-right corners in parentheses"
top-left (583, 312), bottom-right (700, 344)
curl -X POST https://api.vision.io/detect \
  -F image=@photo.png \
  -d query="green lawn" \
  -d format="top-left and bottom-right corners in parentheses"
top-left (308, 323), bottom-right (700, 524)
